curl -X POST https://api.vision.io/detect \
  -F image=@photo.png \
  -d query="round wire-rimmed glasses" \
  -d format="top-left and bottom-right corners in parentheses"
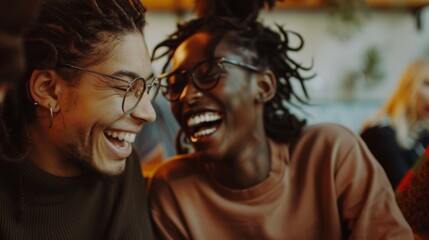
top-left (157, 57), bottom-right (261, 102)
top-left (58, 63), bottom-right (160, 114)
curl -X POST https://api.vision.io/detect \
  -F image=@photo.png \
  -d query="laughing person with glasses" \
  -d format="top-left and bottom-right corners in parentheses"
top-left (0, 0), bottom-right (157, 239)
top-left (147, 0), bottom-right (413, 239)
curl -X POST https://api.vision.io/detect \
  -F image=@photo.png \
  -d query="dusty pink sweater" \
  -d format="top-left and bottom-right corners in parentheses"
top-left (149, 123), bottom-right (413, 240)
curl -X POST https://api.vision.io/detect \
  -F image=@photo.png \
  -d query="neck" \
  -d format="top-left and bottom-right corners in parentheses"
top-left (208, 136), bottom-right (271, 189)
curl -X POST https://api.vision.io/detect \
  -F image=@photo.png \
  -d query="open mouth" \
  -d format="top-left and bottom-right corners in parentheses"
top-left (104, 130), bottom-right (136, 149)
top-left (186, 111), bottom-right (222, 140)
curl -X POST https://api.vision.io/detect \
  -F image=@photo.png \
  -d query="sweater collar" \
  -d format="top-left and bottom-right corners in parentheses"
top-left (18, 160), bottom-right (124, 205)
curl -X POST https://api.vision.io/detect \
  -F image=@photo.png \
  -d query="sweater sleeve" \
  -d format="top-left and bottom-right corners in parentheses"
top-left (335, 131), bottom-right (413, 239)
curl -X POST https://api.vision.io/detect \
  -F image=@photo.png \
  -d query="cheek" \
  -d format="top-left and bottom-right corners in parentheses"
top-left (62, 94), bottom-right (122, 130)
top-left (221, 78), bottom-right (254, 108)
top-left (214, 75), bottom-right (247, 99)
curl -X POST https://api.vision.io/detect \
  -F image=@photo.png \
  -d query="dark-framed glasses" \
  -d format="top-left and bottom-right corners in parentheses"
top-left (58, 63), bottom-right (160, 114)
top-left (157, 57), bottom-right (261, 102)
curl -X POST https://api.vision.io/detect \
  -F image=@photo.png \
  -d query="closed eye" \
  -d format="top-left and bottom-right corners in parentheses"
top-left (111, 86), bottom-right (129, 92)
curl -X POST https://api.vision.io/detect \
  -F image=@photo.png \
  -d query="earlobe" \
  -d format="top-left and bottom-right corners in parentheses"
top-left (256, 70), bottom-right (276, 103)
top-left (29, 69), bottom-right (61, 112)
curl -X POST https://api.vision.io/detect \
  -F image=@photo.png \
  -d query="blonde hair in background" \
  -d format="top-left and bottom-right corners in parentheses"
top-left (363, 59), bottom-right (429, 149)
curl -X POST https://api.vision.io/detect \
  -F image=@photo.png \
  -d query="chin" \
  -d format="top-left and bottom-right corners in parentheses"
top-left (98, 161), bottom-right (127, 176)
top-left (77, 158), bottom-right (126, 177)
top-left (91, 165), bottom-right (126, 178)
top-left (193, 141), bottom-right (230, 161)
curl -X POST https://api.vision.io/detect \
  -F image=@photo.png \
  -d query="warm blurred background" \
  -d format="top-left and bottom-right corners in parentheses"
top-left (141, 0), bottom-right (429, 132)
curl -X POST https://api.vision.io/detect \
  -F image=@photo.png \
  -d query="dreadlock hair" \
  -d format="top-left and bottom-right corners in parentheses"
top-left (153, 0), bottom-right (312, 151)
top-left (0, 0), bottom-right (147, 162)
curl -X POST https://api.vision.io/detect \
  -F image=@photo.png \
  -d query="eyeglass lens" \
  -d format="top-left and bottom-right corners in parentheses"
top-left (122, 77), bottom-right (160, 114)
top-left (160, 59), bottom-right (222, 101)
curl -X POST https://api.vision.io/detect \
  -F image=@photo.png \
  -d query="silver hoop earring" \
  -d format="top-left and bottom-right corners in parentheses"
top-left (48, 104), bottom-right (53, 128)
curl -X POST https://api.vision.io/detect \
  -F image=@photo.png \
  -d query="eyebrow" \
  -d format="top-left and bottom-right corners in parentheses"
top-left (111, 70), bottom-right (141, 81)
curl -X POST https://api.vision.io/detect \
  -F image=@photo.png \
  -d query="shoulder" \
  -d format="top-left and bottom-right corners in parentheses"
top-left (290, 123), bottom-right (371, 166)
top-left (298, 123), bottom-right (359, 146)
top-left (150, 154), bottom-right (200, 184)
top-left (147, 154), bottom-right (204, 204)
top-left (290, 123), bottom-right (387, 183)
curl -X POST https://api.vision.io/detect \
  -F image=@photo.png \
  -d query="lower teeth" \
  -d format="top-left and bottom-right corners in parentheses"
top-left (194, 127), bottom-right (216, 137)
top-left (107, 135), bottom-right (127, 148)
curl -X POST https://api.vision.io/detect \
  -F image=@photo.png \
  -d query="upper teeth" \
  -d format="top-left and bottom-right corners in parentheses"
top-left (105, 130), bottom-right (136, 143)
top-left (187, 112), bottom-right (221, 127)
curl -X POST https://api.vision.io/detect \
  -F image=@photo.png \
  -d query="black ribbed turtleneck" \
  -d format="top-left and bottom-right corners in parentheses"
top-left (0, 151), bottom-right (154, 240)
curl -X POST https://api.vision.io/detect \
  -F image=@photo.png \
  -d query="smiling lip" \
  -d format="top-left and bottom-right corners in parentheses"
top-left (105, 130), bottom-right (137, 143)
top-left (184, 110), bottom-right (222, 141)
top-left (103, 129), bottom-right (137, 160)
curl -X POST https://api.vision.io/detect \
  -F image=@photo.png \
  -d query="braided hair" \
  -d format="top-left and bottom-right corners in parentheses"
top-left (153, 0), bottom-right (313, 149)
top-left (0, 0), bottom-right (147, 161)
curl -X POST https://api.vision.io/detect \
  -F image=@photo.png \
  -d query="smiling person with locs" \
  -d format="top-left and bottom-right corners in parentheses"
top-left (0, 0), bottom-right (158, 239)
top-left (147, 0), bottom-right (413, 239)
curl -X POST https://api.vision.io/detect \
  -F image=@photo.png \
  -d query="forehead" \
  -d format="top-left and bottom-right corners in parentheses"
top-left (95, 33), bottom-right (151, 77)
top-left (172, 31), bottom-right (256, 70)
top-left (172, 32), bottom-right (212, 69)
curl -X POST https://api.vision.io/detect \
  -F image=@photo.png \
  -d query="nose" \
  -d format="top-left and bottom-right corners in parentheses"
top-left (129, 94), bottom-right (156, 123)
top-left (180, 82), bottom-right (203, 105)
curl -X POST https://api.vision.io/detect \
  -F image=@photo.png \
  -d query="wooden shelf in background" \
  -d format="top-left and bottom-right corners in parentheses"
top-left (367, 0), bottom-right (429, 9)
top-left (143, 0), bottom-right (429, 11)
top-left (143, 0), bottom-right (323, 11)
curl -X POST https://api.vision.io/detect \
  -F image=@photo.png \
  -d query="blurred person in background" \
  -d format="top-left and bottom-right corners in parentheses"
top-left (147, 0), bottom-right (413, 239)
top-left (361, 59), bottom-right (429, 189)
top-left (0, 0), bottom-right (157, 239)
top-left (0, 0), bottom-right (40, 102)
